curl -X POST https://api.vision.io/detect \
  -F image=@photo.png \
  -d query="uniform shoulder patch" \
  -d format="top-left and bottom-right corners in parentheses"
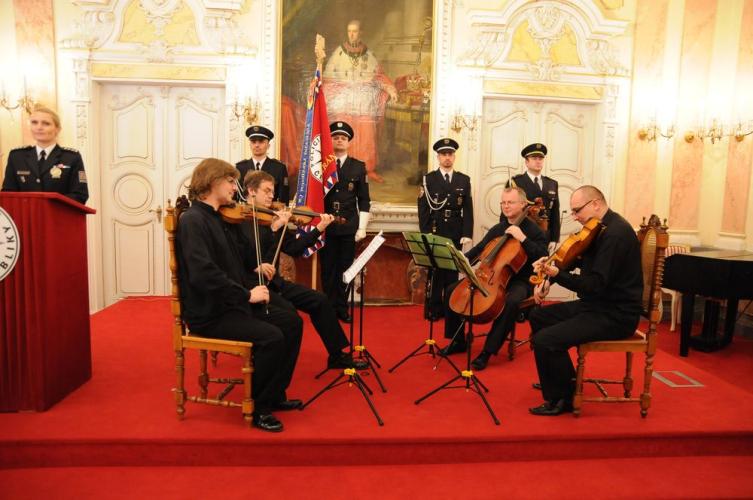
top-left (10, 145), bottom-right (33, 152)
top-left (61, 146), bottom-right (79, 153)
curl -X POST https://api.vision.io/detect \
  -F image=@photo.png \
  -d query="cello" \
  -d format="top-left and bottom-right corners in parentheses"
top-left (448, 208), bottom-right (530, 324)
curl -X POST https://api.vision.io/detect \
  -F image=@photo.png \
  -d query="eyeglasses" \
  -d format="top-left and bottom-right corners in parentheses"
top-left (570, 199), bottom-right (596, 215)
top-left (500, 200), bottom-right (523, 206)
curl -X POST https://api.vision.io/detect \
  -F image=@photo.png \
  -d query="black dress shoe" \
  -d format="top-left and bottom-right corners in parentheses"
top-left (528, 399), bottom-right (572, 416)
top-left (439, 339), bottom-right (467, 356)
top-left (328, 352), bottom-right (368, 370)
top-left (273, 399), bottom-right (303, 411)
top-left (252, 412), bottom-right (284, 432)
top-left (532, 382), bottom-right (542, 390)
top-left (337, 311), bottom-right (352, 323)
top-left (471, 351), bottom-right (492, 371)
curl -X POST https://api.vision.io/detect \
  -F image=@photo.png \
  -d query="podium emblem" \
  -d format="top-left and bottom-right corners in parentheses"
top-left (0, 207), bottom-right (21, 282)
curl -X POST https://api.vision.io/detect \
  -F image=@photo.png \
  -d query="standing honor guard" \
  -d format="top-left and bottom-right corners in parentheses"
top-left (507, 143), bottom-right (560, 252)
top-left (417, 138), bottom-right (473, 320)
top-left (2, 104), bottom-right (89, 204)
top-left (236, 125), bottom-right (290, 204)
top-left (321, 121), bottom-right (371, 323)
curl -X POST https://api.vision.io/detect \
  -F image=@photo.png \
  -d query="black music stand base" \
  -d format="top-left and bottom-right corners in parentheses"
top-left (414, 368), bottom-right (500, 426)
top-left (302, 368), bottom-right (384, 426)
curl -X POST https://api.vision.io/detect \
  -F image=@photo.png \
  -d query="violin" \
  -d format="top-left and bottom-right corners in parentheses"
top-left (219, 202), bottom-right (345, 227)
top-left (269, 201), bottom-right (346, 226)
top-left (529, 217), bottom-right (603, 285)
top-left (448, 208), bottom-right (530, 324)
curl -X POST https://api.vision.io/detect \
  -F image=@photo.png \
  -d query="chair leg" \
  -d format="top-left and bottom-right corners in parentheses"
top-left (241, 349), bottom-right (254, 425)
top-left (211, 351), bottom-right (219, 367)
top-left (670, 292), bottom-right (681, 332)
top-left (175, 349), bottom-right (186, 420)
top-left (623, 352), bottom-right (634, 398)
top-left (199, 350), bottom-right (209, 399)
top-left (640, 351), bottom-right (655, 418)
top-left (573, 349), bottom-right (586, 417)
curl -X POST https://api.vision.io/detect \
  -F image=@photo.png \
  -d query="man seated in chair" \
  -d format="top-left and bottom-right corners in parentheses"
top-left (177, 158), bottom-right (303, 433)
top-left (440, 186), bottom-right (547, 370)
top-left (242, 170), bottom-right (367, 370)
top-left (529, 185), bottom-right (643, 416)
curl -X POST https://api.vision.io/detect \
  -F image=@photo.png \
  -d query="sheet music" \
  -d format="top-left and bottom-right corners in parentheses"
top-left (343, 230), bottom-right (386, 284)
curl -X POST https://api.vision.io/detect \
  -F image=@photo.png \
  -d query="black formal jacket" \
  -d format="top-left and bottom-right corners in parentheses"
top-left (553, 209), bottom-right (643, 320)
top-left (2, 145), bottom-right (89, 204)
top-left (177, 201), bottom-right (255, 331)
top-left (507, 173), bottom-right (560, 243)
top-left (324, 156), bottom-right (370, 236)
top-left (466, 217), bottom-right (548, 284)
top-left (418, 169), bottom-right (474, 243)
top-left (236, 157), bottom-right (290, 204)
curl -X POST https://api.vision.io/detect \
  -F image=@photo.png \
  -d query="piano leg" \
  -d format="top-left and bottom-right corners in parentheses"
top-left (679, 293), bottom-right (695, 357)
top-left (688, 298), bottom-right (738, 352)
top-left (722, 298), bottom-right (739, 348)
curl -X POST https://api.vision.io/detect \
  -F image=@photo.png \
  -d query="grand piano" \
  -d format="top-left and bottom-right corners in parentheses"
top-left (663, 249), bottom-right (753, 356)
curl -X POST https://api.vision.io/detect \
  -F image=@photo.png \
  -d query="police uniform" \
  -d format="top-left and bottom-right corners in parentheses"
top-left (2, 144), bottom-right (89, 204)
top-left (320, 121), bottom-right (371, 319)
top-left (506, 143), bottom-right (560, 244)
top-left (417, 138), bottom-right (473, 319)
top-left (236, 126), bottom-right (290, 204)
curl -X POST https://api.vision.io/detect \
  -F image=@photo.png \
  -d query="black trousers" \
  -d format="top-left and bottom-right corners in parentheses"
top-left (319, 232), bottom-right (356, 316)
top-left (274, 278), bottom-right (349, 358)
top-left (529, 300), bottom-right (638, 404)
top-left (428, 239), bottom-right (461, 319)
top-left (199, 292), bottom-right (303, 413)
top-left (443, 279), bottom-right (530, 355)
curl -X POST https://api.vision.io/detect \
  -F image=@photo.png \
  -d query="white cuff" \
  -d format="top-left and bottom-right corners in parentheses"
top-left (358, 211), bottom-right (371, 231)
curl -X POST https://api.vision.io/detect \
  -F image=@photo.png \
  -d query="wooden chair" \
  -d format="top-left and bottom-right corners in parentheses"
top-left (165, 196), bottom-right (254, 425)
top-left (659, 243), bottom-right (691, 331)
top-left (573, 214), bottom-right (668, 418)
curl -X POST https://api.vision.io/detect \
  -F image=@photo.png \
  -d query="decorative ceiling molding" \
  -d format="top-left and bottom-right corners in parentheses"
top-left (460, 0), bottom-right (629, 80)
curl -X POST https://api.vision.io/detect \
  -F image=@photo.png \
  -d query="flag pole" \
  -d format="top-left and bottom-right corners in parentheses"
top-left (310, 34), bottom-right (326, 291)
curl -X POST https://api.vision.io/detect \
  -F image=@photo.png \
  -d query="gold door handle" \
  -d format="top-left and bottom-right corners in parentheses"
top-left (149, 205), bottom-right (163, 223)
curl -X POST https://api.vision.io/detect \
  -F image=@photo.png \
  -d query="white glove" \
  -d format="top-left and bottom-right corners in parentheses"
top-left (548, 242), bottom-right (557, 254)
top-left (355, 211), bottom-right (370, 242)
top-left (459, 237), bottom-right (472, 246)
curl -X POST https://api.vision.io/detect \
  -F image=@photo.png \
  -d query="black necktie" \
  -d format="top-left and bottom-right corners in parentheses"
top-left (337, 158), bottom-right (342, 176)
top-left (444, 173), bottom-right (450, 184)
top-left (534, 176), bottom-right (540, 189)
top-left (256, 162), bottom-right (261, 171)
top-left (38, 150), bottom-right (46, 169)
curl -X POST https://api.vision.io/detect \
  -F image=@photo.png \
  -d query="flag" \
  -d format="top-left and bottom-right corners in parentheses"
top-left (294, 69), bottom-right (338, 256)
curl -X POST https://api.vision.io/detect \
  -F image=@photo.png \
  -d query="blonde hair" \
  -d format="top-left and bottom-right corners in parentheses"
top-left (30, 104), bottom-right (61, 129)
top-left (187, 158), bottom-right (238, 201)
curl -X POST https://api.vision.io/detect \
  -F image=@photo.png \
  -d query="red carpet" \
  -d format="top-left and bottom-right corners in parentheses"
top-left (2, 298), bottom-right (753, 497)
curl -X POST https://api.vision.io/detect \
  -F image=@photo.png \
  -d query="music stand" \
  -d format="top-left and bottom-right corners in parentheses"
top-left (415, 243), bottom-right (501, 425)
top-left (389, 232), bottom-right (460, 373)
top-left (303, 231), bottom-right (386, 426)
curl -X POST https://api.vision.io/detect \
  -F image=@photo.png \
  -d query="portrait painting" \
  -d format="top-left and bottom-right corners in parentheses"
top-left (280, 0), bottom-right (434, 205)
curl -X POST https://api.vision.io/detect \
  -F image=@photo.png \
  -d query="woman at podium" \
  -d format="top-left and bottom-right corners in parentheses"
top-left (2, 104), bottom-right (89, 204)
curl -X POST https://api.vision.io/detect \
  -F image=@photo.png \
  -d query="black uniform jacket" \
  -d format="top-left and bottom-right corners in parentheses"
top-left (2, 145), bottom-right (89, 204)
top-left (552, 209), bottom-right (643, 319)
top-left (418, 169), bottom-right (473, 242)
top-left (507, 173), bottom-right (560, 243)
top-left (324, 156), bottom-right (370, 236)
top-left (466, 217), bottom-right (548, 283)
top-left (236, 157), bottom-right (290, 204)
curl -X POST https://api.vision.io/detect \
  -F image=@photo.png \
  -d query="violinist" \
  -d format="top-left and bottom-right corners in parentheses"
top-left (441, 187), bottom-right (548, 371)
top-left (506, 143), bottom-right (560, 253)
top-left (243, 170), bottom-right (367, 370)
top-left (528, 185), bottom-right (643, 416)
top-left (177, 159), bottom-right (303, 432)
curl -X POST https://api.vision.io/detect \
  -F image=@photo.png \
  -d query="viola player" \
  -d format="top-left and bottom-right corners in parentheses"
top-left (528, 185), bottom-right (642, 416)
top-left (441, 186), bottom-right (547, 370)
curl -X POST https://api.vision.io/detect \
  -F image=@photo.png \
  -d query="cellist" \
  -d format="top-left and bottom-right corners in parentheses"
top-left (528, 186), bottom-right (643, 416)
top-left (441, 186), bottom-right (548, 370)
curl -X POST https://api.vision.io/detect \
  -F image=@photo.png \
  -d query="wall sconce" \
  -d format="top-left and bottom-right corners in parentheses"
top-left (231, 97), bottom-right (260, 125)
top-left (637, 119), bottom-right (674, 141)
top-left (1, 80), bottom-right (36, 116)
top-left (449, 113), bottom-right (478, 134)
top-left (732, 120), bottom-right (753, 142)
top-left (683, 119), bottom-right (752, 144)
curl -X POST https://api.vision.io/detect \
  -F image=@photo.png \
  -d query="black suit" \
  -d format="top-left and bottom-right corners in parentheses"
top-left (320, 156), bottom-right (371, 316)
top-left (506, 173), bottom-right (560, 244)
top-left (2, 145), bottom-right (89, 204)
top-left (444, 217), bottom-right (547, 353)
top-left (417, 169), bottom-right (474, 318)
top-left (530, 209), bottom-right (643, 405)
top-left (236, 157), bottom-right (290, 204)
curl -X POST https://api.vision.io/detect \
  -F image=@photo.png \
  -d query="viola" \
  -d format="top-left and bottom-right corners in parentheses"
top-left (529, 217), bottom-right (603, 285)
top-left (448, 208), bottom-right (530, 324)
top-left (219, 202), bottom-right (346, 227)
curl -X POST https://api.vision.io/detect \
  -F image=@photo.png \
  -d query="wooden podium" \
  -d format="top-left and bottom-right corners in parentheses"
top-left (0, 192), bottom-right (95, 411)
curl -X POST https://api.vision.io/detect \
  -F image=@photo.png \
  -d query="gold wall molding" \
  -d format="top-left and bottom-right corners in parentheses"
top-left (483, 80), bottom-right (603, 100)
top-left (91, 62), bottom-right (225, 81)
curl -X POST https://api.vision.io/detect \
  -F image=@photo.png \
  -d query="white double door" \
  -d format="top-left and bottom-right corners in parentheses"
top-left (100, 83), bottom-right (226, 306)
top-left (476, 98), bottom-right (598, 300)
